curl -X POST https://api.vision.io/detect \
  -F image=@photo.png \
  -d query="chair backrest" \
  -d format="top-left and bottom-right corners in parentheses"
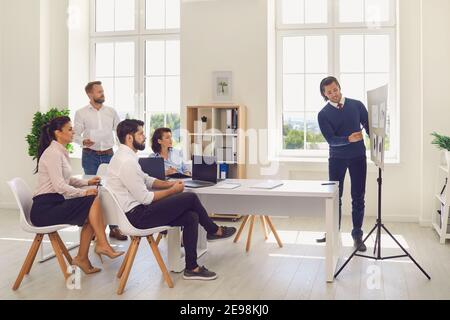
top-left (97, 163), bottom-right (109, 176)
top-left (7, 178), bottom-right (35, 232)
top-left (100, 185), bottom-right (142, 236)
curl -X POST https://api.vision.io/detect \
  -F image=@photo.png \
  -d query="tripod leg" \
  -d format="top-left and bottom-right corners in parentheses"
top-left (381, 225), bottom-right (431, 280)
top-left (373, 233), bottom-right (378, 255)
top-left (334, 224), bottom-right (377, 279)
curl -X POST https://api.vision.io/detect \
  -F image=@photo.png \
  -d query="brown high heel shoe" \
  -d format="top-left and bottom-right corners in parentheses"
top-left (94, 246), bottom-right (125, 263)
top-left (72, 257), bottom-right (101, 274)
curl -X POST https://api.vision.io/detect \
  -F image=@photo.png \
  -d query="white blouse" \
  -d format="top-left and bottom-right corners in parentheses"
top-left (34, 140), bottom-right (88, 198)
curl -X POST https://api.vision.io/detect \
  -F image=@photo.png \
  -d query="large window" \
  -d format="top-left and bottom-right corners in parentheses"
top-left (276, 0), bottom-right (398, 160)
top-left (90, 0), bottom-right (181, 148)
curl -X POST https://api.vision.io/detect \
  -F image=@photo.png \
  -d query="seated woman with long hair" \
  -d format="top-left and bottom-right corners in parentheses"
top-left (150, 127), bottom-right (191, 177)
top-left (30, 116), bottom-right (124, 274)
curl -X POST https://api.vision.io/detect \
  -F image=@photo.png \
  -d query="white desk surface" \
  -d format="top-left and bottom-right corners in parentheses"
top-left (184, 179), bottom-right (338, 198)
top-left (81, 175), bottom-right (338, 198)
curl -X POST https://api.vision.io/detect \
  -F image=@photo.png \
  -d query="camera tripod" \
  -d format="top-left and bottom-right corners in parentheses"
top-left (334, 168), bottom-right (431, 280)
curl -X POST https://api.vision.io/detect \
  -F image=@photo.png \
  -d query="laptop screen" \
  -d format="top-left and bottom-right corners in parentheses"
top-left (192, 155), bottom-right (217, 183)
top-left (138, 157), bottom-right (165, 180)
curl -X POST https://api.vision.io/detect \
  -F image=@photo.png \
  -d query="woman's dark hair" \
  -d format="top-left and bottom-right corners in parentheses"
top-left (35, 116), bottom-right (71, 173)
top-left (151, 127), bottom-right (172, 154)
top-left (116, 119), bottom-right (145, 144)
top-left (320, 76), bottom-right (341, 101)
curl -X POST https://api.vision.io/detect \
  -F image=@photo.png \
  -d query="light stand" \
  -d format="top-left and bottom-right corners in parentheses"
top-left (334, 167), bottom-right (430, 280)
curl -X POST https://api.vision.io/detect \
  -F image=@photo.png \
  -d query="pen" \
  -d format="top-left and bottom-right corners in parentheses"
top-left (321, 182), bottom-right (336, 186)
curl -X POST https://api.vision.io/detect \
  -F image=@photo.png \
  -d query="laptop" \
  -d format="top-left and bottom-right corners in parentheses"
top-left (184, 155), bottom-right (219, 188)
top-left (167, 172), bottom-right (191, 179)
top-left (138, 157), bottom-right (166, 180)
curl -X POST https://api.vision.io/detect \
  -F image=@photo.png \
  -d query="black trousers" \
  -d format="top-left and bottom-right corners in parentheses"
top-left (329, 155), bottom-right (367, 239)
top-left (126, 192), bottom-right (219, 270)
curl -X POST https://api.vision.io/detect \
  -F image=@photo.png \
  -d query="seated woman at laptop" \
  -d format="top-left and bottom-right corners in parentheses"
top-left (150, 127), bottom-right (191, 177)
top-left (108, 119), bottom-right (236, 280)
top-left (30, 116), bottom-right (124, 275)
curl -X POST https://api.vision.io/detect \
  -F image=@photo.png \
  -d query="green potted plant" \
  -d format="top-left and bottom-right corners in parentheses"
top-left (431, 132), bottom-right (450, 166)
top-left (26, 108), bottom-right (73, 160)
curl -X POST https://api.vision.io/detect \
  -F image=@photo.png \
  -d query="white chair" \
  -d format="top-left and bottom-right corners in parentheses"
top-left (97, 162), bottom-right (169, 243)
top-left (7, 178), bottom-right (74, 290)
top-left (96, 163), bottom-right (109, 176)
top-left (101, 185), bottom-right (178, 294)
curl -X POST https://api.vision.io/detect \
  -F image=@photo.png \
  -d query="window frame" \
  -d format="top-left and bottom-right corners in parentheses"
top-left (139, 0), bottom-right (181, 36)
top-left (140, 34), bottom-right (181, 141)
top-left (89, 0), bottom-right (181, 144)
top-left (90, 0), bottom-right (140, 37)
top-left (275, 0), bottom-right (398, 161)
top-left (89, 36), bottom-right (140, 119)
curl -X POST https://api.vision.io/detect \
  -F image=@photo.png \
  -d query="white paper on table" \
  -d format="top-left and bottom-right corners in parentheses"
top-left (215, 183), bottom-right (241, 190)
top-left (250, 180), bottom-right (284, 189)
top-left (371, 104), bottom-right (379, 128)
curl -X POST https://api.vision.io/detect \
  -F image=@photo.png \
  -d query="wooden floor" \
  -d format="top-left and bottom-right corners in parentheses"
top-left (0, 209), bottom-right (449, 300)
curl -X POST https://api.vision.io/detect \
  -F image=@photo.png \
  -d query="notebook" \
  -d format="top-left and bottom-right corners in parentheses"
top-left (215, 183), bottom-right (241, 190)
top-left (250, 180), bottom-right (284, 190)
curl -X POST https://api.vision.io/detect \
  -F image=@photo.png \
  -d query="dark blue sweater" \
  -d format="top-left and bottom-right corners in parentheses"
top-left (317, 98), bottom-right (369, 159)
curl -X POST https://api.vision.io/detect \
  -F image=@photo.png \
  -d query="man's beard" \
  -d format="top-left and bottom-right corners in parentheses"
top-left (94, 97), bottom-right (105, 104)
top-left (133, 138), bottom-right (146, 151)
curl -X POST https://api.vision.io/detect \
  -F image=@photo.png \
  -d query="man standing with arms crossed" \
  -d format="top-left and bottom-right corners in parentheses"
top-left (317, 76), bottom-right (369, 252)
top-left (74, 81), bottom-right (127, 241)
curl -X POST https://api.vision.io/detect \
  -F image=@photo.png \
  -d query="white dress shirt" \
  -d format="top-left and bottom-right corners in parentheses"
top-left (329, 97), bottom-right (346, 109)
top-left (106, 144), bottom-right (156, 213)
top-left (74, 104), bottom-right (121, 151)
top-left (34, 140), bottom-right (88, 198)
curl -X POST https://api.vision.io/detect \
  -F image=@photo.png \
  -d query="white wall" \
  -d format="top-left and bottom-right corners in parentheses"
top-left (0, 0), bottom-right (69, 208)
top-left (420, 0), bottom-right (450, 223)
top-left (181, 0), bottom-right (270, 180)
top-left (68, 0), bottom-right (90, 113)
top-left (0, 0), bottom-right (41, 207)
top-left (0, 1), bottom-right (4, 172)
top-left (181, 0), bottom-right (450, 222)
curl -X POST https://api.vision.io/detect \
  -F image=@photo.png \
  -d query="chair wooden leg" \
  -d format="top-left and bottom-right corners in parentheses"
top-left (54, 232), bottom-right (73, 265)
top-left (260, 216), bottom-right (268, 240)
top-left (155, 233), bottom-right (163, 246)
top-left (147, 235), bottom-right (174, 288)
top-left (117, 237), bottom-right (140, 295)
top-left (245, 215), bottom-right (256, 252)
top-left (265, 216), bottom-right (283, 248)
top-left (234, 215), bottom-right (250, 243)
top-left (24, 234), bottom-right (44, 275)
top-left (48, 233), bottom-right (69, 279)
top-left (12, 234), bottom-right (43, 290)
top-left (117, 245), bottom-right (132, 279)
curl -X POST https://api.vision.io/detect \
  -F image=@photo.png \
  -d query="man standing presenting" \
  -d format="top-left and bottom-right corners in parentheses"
top-left (74, 81), bottom-right (127, 241)
top-left (317, 76), bottom-right (369, 252)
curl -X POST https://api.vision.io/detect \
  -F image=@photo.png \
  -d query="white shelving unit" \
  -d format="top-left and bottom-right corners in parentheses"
top-left (433, 153), bottom-right (450, 244)
top-left (186, 104), bottom-right (247, 221)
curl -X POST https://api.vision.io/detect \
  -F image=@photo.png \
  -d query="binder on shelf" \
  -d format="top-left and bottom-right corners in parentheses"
top-left (232, 136), bottom-right (237, 161)
top-left (226, 109), bottom-right (233, 134)
top-left (194, 120), bottom-right (202, 135)
top-left (232, 109), bottom-right (238, 130)
top-left (226, 110), bottom-right (232, 129)
top-left (216, 147), bottom-right (234, 162)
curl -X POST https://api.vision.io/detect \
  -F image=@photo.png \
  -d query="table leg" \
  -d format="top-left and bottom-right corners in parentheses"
top-left (325, 195), bottom-right (341, 283)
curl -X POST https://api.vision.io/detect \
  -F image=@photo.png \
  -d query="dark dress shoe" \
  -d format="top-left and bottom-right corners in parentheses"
top-left (353, 237), bottom-right (367, 252)
top-left (316, 233), bottom-right (326, 243)
top-left (109, 227), bottom-right (128, 241)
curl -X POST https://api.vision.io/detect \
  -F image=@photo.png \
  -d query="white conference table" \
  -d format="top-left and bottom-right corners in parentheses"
top-left (185, 179), bottom-right (342, 283)
top-left (93, 177), bottom-right (342, 283)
